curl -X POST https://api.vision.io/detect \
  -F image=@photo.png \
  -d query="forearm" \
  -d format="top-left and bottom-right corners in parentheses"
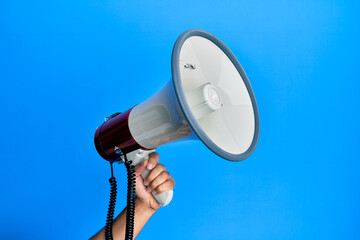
top-left (90, 198), bottom-right (157, 240)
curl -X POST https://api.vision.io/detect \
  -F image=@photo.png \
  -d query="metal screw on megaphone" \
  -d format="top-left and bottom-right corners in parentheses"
top-left (184, 63), bottom-right (196, 69)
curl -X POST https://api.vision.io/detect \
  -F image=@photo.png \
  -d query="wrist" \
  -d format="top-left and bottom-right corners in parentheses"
top-left (135, 197), bottom-right (159, 214)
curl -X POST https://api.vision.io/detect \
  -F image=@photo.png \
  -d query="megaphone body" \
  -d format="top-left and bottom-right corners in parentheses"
top-left (94, 29), bottom-right (260, 206)
top-left (94, 81), bottom-right (192, 162)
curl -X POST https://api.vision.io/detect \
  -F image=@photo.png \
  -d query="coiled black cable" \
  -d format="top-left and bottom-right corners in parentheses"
top-left (105, 162), bottom-right (117, 240)
top-left (124, 154), bottom-right (136, 240)
top-left (104, 155), bottom-right (136, 240)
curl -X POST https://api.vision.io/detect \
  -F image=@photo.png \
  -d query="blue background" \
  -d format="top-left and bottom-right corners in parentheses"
top-left (1, 1), bottom-right (359, 239)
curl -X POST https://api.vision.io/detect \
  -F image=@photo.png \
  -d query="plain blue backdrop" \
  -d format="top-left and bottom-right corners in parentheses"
top-left (0, 1), bottom-right (359, 239)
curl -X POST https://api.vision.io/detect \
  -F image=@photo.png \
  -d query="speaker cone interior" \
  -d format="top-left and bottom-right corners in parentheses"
top-left (171, 30), bottom-right (259, 161)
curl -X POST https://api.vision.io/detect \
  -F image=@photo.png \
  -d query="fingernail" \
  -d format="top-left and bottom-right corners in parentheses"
top-left (147, 163), bottom-right (154, 170)
top-left (152, 190), bottom-right (157, 195)
top-left (146, 187), bottom-right (152, 192)
top-left (144, 180), bottom-right (149, 186)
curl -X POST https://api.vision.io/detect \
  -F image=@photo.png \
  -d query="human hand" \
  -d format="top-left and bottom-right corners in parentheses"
top-left (133, 152), bottom-right (175, 211)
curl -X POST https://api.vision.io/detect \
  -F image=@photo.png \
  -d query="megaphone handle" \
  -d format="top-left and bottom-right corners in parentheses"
top-left (126, 149), bottom-right (173, 207)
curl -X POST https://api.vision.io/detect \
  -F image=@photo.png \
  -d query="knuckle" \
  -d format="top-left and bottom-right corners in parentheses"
top-left (149, 181), bottom-right (156, 190)
top-left (157, 184), bottom-right (166, 193)
top-left (150, 152), bottom-right (159, 160)
top-left (161, 164), bottom-right (166, 171)
top-left (160, 171), bottom-right (169, 179)
top-left (156, 164), bottom-right (165, 171)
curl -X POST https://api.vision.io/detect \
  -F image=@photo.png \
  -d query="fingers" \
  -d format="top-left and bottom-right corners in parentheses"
top-left (146, 152), bottom-right (159, 170)
top-left (148, 171), bottom-right (170, 190)
top-left (145, 163), bottom-right (166, 185)
top-left (133, 159), bottom-right (148, 177)
top-left (133, 152), bottom-right (159, 177)
top-left (153, 179), bottom-right (175, 194)
top-left (144, 165), bottom-right (175, 194)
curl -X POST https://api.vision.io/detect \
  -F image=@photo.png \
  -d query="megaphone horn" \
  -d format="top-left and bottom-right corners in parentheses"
top-left (95, 29), bottom-right (259, 165)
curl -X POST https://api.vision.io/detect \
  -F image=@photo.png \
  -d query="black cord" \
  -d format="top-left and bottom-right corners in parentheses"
top-left (105, 162), bottom-right (117, 240)
top-left (104, 155), bottom-right (136, 240)
top-left (124, 154), bottom-right (136, 240)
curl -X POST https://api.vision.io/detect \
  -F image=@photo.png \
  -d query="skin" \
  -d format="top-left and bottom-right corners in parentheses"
top-left (90, 152), bottom-right (175, 240)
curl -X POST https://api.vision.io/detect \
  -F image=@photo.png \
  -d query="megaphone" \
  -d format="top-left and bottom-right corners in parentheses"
top-left (94, 29), bottom-right (259, 207)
